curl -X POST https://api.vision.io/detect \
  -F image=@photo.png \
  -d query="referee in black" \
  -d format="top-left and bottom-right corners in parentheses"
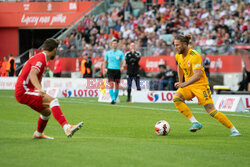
top-left (125, 42), bottom-right (141, 102)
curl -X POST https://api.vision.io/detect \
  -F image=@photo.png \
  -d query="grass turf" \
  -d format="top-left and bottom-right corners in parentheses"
top-left (0, 90), bottom-right (249, 167)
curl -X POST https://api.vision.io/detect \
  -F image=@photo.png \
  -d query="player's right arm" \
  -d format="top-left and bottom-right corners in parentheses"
top-left (29, 68), bottom-right (45, 97)
top-left (103, 60), bottom-right (108, 77)
top-left (177, 64), bottom-right (184, 83)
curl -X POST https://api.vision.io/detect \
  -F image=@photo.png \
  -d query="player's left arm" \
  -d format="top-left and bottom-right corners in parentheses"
top-left (121, 60), bottom-right (126, 71)
top-left (120, 52), bottom-right (126, 71)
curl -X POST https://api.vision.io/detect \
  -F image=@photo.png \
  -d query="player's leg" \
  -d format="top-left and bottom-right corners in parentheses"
top-left (160, 80), bottom-right (167, 90)
top-left (167, 78), bottom-right (174, 90)
top-left (33, 108), bottom-right (54, 139)
top-left (114, 80), bottom-right (120, 102)
top-left (204, 103), bottom-right (241, 136)
top-left (135, 75), bottom-right (141, 91)
top-left (108, 70), bottom-right (115, 103)
top-left (113, 70), bottom-right (121, 102)
top-left (43, 93), bottom-right (83, 137)
top-left (173, 90), bottom-right (202, 132)
top-left (127, 76), bottom-right (132, 102)
top-left (108, 81), bottom-right (115, 103)
top-left (20, 91), bottom-right (54, 139)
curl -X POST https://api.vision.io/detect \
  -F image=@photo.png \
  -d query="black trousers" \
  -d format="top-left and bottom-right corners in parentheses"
top-left (127, 75), bottom-right (141, 90)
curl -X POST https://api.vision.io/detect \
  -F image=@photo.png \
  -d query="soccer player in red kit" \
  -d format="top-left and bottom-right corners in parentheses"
top-left (15, 38), bottom-right (83, 139)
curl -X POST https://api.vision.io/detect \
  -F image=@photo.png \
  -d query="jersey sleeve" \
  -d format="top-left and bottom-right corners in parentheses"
top-left (31, 57), bottom-right (45, 72)
top-left (192, 54), bottom-right (202, 70)
top-left (120, 51), bottom-right (125, 60)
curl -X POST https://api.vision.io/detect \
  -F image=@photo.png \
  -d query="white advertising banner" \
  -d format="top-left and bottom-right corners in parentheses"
top-left (46, 88), bottom-right (99, 98)
top-left (215, 96), bottom-right (246, 112)
top-left (132, 91), bottom-right (198, 103)
top-left (213, 95), bottom-right (250, 110)
top-left (0, 77), bottom-right (17, 90)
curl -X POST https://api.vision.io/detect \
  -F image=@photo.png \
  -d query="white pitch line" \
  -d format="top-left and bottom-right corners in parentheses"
top-left (61, 99), bottom-right (250, 118)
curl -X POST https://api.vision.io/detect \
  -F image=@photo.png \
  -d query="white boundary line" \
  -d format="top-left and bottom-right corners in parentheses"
top-left (61, 98), bottom-right (250, 118)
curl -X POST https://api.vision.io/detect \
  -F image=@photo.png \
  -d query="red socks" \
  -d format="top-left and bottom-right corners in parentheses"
top-left (51, 106), bottom-right (68, 127)
top-left (36, 115), bottom-right (49, 133)
top-left (50, 99), bottom-right (68, 127)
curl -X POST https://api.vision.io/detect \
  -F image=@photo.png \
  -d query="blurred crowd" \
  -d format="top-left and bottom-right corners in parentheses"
top-left (57, 0), bottom-right (250, 58)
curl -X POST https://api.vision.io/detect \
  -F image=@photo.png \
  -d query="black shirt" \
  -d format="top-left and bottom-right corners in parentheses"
top-left (125, 50), bottom-right (141, 76)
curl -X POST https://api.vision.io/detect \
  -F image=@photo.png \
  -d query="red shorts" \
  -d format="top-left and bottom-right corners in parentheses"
top-left (15, 89), bottom-right (45, 113)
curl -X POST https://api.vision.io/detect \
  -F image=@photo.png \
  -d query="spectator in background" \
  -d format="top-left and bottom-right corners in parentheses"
top-left (64, 35), bottom-right (71, 49)
top-left (69, 45), bottom-right (77, 58)
top-left (1, 56), bottom-right (8, 77)
top-left (69, 34), bottom-right (76, 48)
top-left (53, 55), bottom-right (62, 77)
top-left (241, 54), bottom-right (250, 91)
top-left (6, 53), bottom-right (16, 77)
top-left (44, 66), bottom-right (54, 78)
top-left (158, 65), bottom-right (175, 90)
top-left (238, 67), bottom-right (248, 91)
top-left (202, 53), bottom-right (211, 81)
top-left (81, 53), bottom-right (92, 78)
top-left (58, 40), bottom-right (67, 57)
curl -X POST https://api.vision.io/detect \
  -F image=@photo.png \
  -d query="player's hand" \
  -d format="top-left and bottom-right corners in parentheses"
top-left (121, 66), bottom-right (124, 71)
top-left (174, 82), bottom-right (187, 88)
top-left (38, 89), bottom-right (46, 97)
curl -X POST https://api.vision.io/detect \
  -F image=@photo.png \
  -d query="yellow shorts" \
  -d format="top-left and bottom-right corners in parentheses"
top-left (176, 84), bottom-right (213, 105)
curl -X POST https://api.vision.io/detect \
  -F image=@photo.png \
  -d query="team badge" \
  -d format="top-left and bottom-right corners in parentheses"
top-left (116, 56), bottom-right (119, 60)
top-left (187, 61), bottom-right (190, 67)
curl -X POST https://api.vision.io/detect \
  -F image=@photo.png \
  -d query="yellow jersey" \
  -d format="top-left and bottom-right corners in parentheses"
top-left (175, 49), bottom-right (209, 86)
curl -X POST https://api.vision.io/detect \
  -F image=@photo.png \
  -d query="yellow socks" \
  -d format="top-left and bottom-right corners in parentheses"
top-left (209, 109), bottom-right (234, 129)
top-left (173, 96), bottom-right (193, 119)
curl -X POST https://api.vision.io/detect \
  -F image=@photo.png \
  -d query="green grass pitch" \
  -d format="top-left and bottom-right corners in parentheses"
top-left (0, 90), bottom-right (250, 167)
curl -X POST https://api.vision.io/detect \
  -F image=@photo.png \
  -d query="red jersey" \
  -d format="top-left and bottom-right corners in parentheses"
top-left (15, 52), bottom-right (47, 95)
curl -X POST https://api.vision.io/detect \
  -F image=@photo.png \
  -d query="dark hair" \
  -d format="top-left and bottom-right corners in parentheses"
top-left (43, 38), bottom-right (59, 51)
top-left (112, 38), bottom-right (118, 43)
top-left (174, 34), bottom-right (192, 45)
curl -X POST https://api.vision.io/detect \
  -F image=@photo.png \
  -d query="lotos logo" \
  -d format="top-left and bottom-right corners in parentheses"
top-left (147, 92), bottom-right (159, 102)
top-left (62, 89), bottom-right (72, 98)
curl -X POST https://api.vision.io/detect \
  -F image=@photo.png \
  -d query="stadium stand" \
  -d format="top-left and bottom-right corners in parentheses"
top-left (1, 0), bottom-right (249, 91)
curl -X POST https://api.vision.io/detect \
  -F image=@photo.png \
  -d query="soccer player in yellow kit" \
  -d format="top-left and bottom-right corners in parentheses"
top-left (173, 34), bottom-right (241, 137)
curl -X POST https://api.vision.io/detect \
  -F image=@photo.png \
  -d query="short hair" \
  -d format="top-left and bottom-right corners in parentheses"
top-left (174, 34), bottom-right (192, 45)
top-left (112, 38), bottom-right (118, 43)
top-left (43, 38), bottom-right (59, 51)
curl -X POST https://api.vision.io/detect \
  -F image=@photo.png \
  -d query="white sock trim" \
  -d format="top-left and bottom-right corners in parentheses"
top-left (189, 116), bottom-right (199, 123)
top-left (40, 115), bottom-right (50, 120)
top-left (63, 124), bottom-right (70, 132)
top-left (230, 126), bottom-right (239, 133)
top-left (50, 98), bottom-right (60, 108)
top-left (35, 130), bottom-right (42, 137)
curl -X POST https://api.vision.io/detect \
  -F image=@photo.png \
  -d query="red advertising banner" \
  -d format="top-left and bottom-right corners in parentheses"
top-left (0, 1), bottom-right (99, 27)
top-left (47, 55), bottom-right (243, 73)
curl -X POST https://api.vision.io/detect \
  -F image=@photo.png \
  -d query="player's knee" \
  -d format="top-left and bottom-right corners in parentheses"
top-left (49, 98), bottom-right (60, 108)
top-left (41, 108), bottom-right (51, 117)
top-left (173, 96), bottom-right (184, 104)
top-left (41, 112), bottom-right (51, 118)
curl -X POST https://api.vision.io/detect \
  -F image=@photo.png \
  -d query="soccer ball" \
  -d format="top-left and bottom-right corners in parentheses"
top-left (154, 120), bottom-right (171, 136)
